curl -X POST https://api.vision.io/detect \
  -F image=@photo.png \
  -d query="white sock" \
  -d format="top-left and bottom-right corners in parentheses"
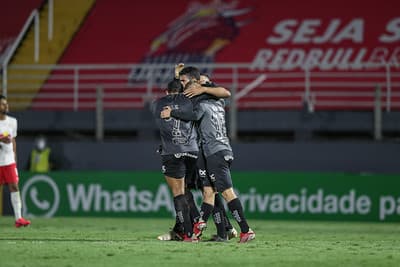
top-left (11, 191), bottom-right (22, 220)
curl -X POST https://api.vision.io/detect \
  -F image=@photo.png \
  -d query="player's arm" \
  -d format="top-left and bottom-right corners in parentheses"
top-left (12, 137), bottom-right (17, 162)
top-left (161, 99), bottom-right (203, 121)
top-left (171, 101), bottom-right (204, 121)
top-left (183, 82), bottom-right (231, 98)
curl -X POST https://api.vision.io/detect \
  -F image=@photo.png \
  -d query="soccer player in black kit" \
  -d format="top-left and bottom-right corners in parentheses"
top-left (156, 65), bottom-right (237, 242)
top-left (161, 66), bottom-right (256, 243)
top-left (151, 79), bottom-right (200, 242)
top-left (152, 77), bottom-right (232, 242)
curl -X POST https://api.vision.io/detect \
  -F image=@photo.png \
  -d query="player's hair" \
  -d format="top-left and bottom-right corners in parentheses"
top-left (179, 66), bottom-right (200, 81)
top-left (200, 73), bottom-right (210, 80)
top-left (0, 94), bottom-right (6, 100)
top-left (166, 79), bottom-right (183, 93)
top-left (200, 73), bottom-right (213, 86)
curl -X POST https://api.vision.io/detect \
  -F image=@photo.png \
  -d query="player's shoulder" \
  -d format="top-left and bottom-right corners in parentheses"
top-left (6, 115), bottom-right (17, 124)
top-left (157, 95), bottom-right (172, 106)
top-left (176, 93), bottom-right (191, 102)
top-left (153, 95), bottom-right (172, 110)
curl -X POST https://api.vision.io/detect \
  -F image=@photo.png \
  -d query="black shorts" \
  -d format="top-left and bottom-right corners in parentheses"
top-left (161, 152), bottom-right (198, 179)
top-left (200, 150), bottom-right (234, 192)
top-left (185, 156), bottom-right (202, 190)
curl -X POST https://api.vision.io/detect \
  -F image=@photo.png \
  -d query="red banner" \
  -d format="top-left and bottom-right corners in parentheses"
top-left (61, 0), bottom-right (400, 70)
top-left (39, 0), bottom-right (400, 111)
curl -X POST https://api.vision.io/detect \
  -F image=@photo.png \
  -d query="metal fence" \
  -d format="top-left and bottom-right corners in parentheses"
top-left (1, 62), bottom-right (400, 112)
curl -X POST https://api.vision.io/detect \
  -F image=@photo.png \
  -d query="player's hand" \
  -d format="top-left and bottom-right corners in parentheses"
top-left (160, 106), bottom-right (172, 119)
top-left (174, 63), bottom-right (185, 79)
top-left (183, 83), bottom-right (205, 98)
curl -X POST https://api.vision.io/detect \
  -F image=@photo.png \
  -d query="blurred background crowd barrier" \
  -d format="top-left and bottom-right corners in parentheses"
top-left (1, 0), bottom-right (400, 219)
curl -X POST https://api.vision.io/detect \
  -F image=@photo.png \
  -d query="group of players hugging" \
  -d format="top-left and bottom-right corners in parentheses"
top-left (151, 64), bottom-right (255, 243)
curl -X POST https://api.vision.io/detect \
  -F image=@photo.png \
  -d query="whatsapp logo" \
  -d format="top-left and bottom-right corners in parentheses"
top-left (22, 175), bottom-right (60, 218)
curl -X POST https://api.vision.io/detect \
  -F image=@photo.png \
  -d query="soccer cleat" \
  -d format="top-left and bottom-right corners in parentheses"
top-left (157, 231), bottom-right (172, 241)
top-left (171, 230), bottom-right (184, 241)
top-left (193, 219), bottom-right (207, 238)
top-left (157, 230), bottom-right (183, 241)
top-left (227, 227), bottom-right (238, 239)
top-left (208, 234), bottom-right (228, 242)
top-left (182, 234), bottom-right (199, 243)
top-left (239, 228), bottom-right (255, 243)
top-left (15, 217), bottom-right (31, 228)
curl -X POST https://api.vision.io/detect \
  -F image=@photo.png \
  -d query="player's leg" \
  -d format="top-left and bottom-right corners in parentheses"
top-left (198, 183), bottom-right (215, 221)
top-left (167, 155), bottom-right (197, 242)
top-left (157, 154), bottom-right (183, 241)
top-left (210, 192), bottom-right (228, 241)
top-left (158, 154), bottom-right (200, 241)
top-left (158, 155), bottom-right (188, 241)
top-left (158, 190), bottom-right (197, 241)
top-left (185, 190), bottom-right (200, 224)
top-left (210, 150), bottom-right (255, 243)
top-left (184, 156), bottom-right (201, 224)
top-left (190, 149), bottom-right (211, 237)
top-left (216, 193), bottom-right (238, 239)
top-left (2, 164), bottom-right (31, 227)
top-left (165, 175), bottom-right (196, 241)
top-left (209, 193), bottom-right (237, 241)
top-left (197, 151), bottom-right (236, 241)
top-left (161, 155), bottom-right (197, 242)
top-left (194, 151), bottom-right (216, 237)
top-left (221, 187), bottom-right (255, 243)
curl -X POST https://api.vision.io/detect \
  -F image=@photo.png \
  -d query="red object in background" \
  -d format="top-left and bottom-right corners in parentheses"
top-left (7, 0), bottom-right (398, 110)
top-left (59, 0), bottom-right (400, 65)
top-left (0, 0), bottom-right (43, 55)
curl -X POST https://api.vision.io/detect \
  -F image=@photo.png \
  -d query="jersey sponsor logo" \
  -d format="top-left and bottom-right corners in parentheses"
top-left (198, 169), bottom-right (207, 177)
top-left (224, 155), bottom-right (234, 162)
top-left (174, 152), bottom-right (198, 159)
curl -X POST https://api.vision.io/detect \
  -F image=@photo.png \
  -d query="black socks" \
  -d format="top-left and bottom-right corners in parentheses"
top-left (174, 194), bottom-right (193, 237)
top-left (228, 198), bottom-right (249, 233)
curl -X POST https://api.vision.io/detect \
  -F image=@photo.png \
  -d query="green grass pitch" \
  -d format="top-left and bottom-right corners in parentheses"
top-left (0, 217), bottom-right (399, 267)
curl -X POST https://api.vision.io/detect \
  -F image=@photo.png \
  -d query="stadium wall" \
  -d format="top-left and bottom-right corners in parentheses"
top-left (13, 109), bottom-right (400, 136)
top-left (5, 134), bottom-right (399, 221)
top-left (3, 171), bottom-right (400, 222)
top-left (15, 139), bottom-right (400, 174)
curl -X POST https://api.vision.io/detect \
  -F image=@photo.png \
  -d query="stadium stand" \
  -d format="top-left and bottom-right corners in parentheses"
top-left (0, 0), bottom-right (399, 174)
top-left (2, 0), bottom-right (95, 110)
top-left (0, 0), bottom-right (43, 64)
top-left (28, 0), bottom-right (400, 111)
top-left (1, 0), bottom-right (399, 141)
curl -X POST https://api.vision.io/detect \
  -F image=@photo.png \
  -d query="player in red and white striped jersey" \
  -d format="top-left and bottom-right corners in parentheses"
top-left (0, 95), bottom-right (31, 228)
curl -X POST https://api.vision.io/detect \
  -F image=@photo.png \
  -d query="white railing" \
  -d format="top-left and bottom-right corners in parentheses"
top-left (1, 0), bottom-right (54, 95)
top-left (1, 63), bottom-right (399, 112)
top-left (2, 10), bottom-right (39, 95)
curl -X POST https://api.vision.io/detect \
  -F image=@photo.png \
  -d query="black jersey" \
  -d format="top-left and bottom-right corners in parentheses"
top-left (151, 94), bottom-right (199, 155)
top-left (170, 96), bottom-right (232, 157)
